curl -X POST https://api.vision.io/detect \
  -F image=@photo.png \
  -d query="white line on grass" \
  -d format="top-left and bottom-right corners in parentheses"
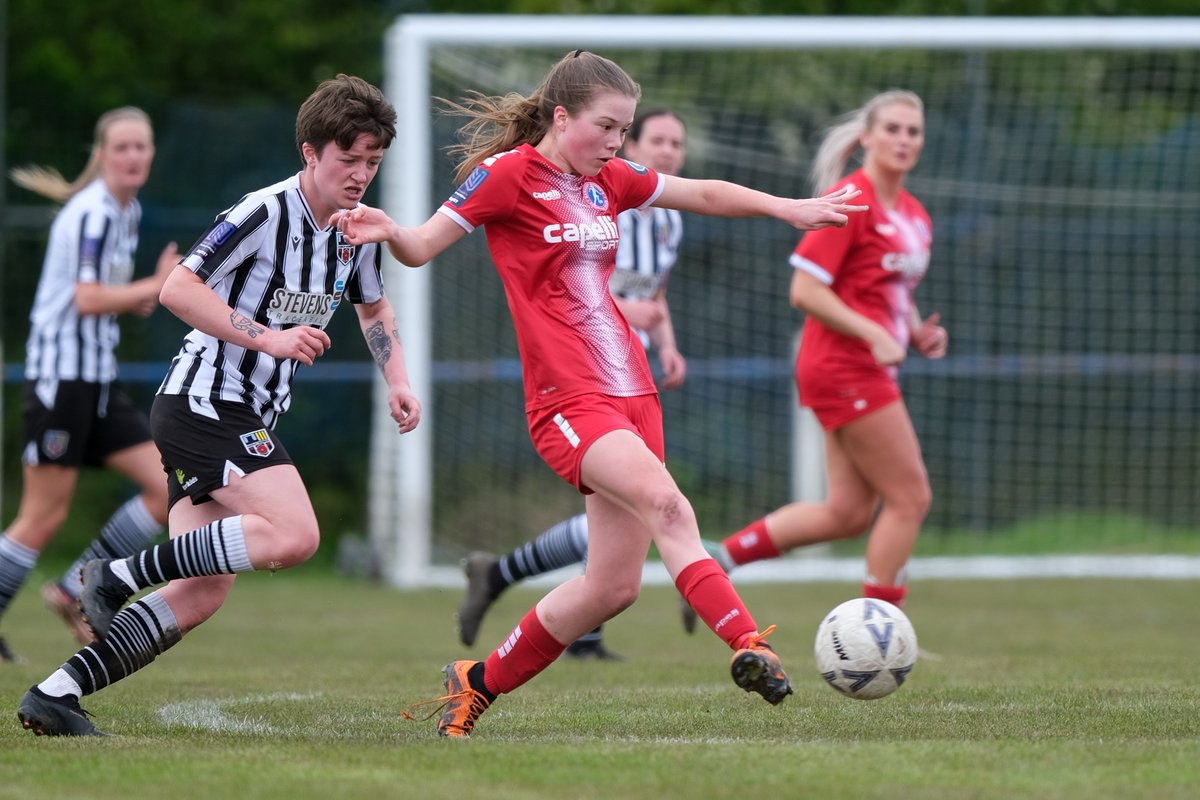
top-left (420, 554), bottom-right (1200, 588)
top-left (157, 691), bottom-right (320, 734)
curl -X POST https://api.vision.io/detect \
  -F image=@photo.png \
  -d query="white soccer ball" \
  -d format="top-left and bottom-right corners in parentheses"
top-left (814, 597), bottom-right (918, 700)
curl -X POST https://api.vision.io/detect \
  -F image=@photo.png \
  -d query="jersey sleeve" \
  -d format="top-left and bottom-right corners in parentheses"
top-left (608, 158), bottom-right (663, 213)
top-left (345, 244), bottom-right (384, 304)
top-left (75, 210), bottom-right (109, 284)
top-left (789, 212), bottom-right (861, 286)
top-left (437, 149), bottom-right (523, 233)
top-left (181, 194), bottom-right (273, 285)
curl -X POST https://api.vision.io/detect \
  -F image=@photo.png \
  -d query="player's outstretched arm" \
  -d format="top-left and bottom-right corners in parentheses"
top-left (331, 206), bottom-right (467, 267)
top-left (654, 176), bottom-right (867, 230)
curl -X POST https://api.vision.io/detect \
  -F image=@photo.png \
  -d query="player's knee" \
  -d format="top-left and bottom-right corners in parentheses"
top-left (891, 479), bottom-right (932, 522)
top-left (263, 518), bottom-right (320, 568)
top-left (646, 488), bottom-right (695, 538)
top-left (829, 504), bottom-right (874, 538)
top-left (604, 580), bottom-right (641, 616)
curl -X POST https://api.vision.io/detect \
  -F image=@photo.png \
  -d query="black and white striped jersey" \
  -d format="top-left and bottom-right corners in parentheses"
top-left (25, 179), bottom-right (140, 384)
top-left (608, 206), bottom-right (683, 303)
top-left (158, 173), bottom-right (384, 428)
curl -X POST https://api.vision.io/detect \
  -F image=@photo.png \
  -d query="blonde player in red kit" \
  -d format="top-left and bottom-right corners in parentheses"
top-left (710, 90), bottom-right (947, 611)
top-left (332, 50), bottom-right (866, 738)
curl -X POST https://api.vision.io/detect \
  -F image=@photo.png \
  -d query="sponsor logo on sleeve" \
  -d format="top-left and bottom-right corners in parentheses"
top-left (449, 167), bottom-right (489, 206)
top-left (621, 158), bottom-right (649, 175)
top-left (80, 237), bottom-right (101, 265)
top-left (194, 220), bottom-right (238, 259)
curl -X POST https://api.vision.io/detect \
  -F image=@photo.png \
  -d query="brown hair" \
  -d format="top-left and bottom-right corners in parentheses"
top-left (295, 74), bottom-right (397, 162)
top-left (9, 106), bottom-right (152, 203)
top-left (444, 50), bottom-right (641, 183)
top-left (628, 107), bottom-right (683, 143)
top-left (809, 89), bottom-right (923, 194)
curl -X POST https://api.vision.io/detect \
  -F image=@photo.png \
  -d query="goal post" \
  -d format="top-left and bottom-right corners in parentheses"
top-left (375, 15), bottom-right (1200, 587)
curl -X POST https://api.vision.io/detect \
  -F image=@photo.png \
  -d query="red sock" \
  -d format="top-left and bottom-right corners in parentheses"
top-left (863, 582), bottom-right (907, 607)
top-left (674, 558), bottom-right (759, 650)
top-left (720, 518), bottom-right (781, 566)
top-left (482, 606), bottom-right (567, 696)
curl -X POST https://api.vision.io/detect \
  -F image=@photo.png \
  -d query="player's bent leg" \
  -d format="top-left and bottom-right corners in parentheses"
top-left (210, 465), bottom-right (321, 570)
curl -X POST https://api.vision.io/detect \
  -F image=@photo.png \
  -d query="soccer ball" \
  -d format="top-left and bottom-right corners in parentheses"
top-left (814, 597), bottom-right (918, 700)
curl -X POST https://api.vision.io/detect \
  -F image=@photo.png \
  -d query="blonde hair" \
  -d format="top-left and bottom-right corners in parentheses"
top-left (444, 50), bottom-right (641, 183)
top-left (9, 106), bottom-right (152, 203)
top-left (809, 90), bottom-right (923, 195)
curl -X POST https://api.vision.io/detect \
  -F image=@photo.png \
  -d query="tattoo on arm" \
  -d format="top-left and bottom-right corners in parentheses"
top-left (230, 312), bottom-right (264, 339)
top-left (366, 321), bottom-right (392, 369)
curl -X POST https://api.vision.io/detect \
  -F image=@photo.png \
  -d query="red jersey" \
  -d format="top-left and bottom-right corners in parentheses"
top-left (439, 144), bottom-right (665, 410)
top-left (792, 168), bottom-right (932, 382)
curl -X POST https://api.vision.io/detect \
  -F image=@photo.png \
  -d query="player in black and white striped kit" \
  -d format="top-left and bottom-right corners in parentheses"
top-left (18, 76), bottom-right (421, 736)
top-left (455, 109), bottom-right (689, 659)
top-left (0, 107), bottom-right (177, 662)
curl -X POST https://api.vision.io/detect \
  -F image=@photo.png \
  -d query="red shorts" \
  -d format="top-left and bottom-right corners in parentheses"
top-left (797, 366), bottom-right (901, 431)
top-left (527, 393), bottom-right (664, 494)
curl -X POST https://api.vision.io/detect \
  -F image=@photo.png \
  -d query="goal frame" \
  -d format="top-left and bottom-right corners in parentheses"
top-left (375, 14), bottom-right (1200, 587)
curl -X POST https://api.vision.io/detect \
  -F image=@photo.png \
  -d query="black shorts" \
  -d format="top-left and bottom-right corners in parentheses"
top-left (23, 379), bottom-right (153, 468)
top-left (151, 394), bottom-right (293, 511)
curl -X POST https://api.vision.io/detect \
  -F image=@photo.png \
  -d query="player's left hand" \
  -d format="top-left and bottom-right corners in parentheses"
top-left (911, 312), bottom-right (948, 359)
top-left (785, 185), bottom-right (868, 230)
top-left (330, 205), bottom-right (398, 245)
top-left (389, 384), bottom-right (422, 433)
top-left (658, 347), bottom-right (687, 390)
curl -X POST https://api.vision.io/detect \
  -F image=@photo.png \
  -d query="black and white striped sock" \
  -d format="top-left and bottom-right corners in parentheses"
top-left (0, 534), bottom-right (38, 619)
top-left (496, 512), bottom-right (590, 588)
top-left (58, 497), bottom-right (162, 599)
top-left (55, 591), bottom-right (183, 696)
top-left (119, 516), bottom-right (253, 591)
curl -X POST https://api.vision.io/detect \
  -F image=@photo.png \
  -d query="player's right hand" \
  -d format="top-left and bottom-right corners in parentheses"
top-left (265, 325), bottom-right (331, 366)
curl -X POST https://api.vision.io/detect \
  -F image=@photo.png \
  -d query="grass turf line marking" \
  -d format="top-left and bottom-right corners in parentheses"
top-left (157, 691), bottom-right (320, 734)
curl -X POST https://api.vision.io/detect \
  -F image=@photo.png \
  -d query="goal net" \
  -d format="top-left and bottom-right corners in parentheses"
top-left (376, 15), bottom-right (1200, 586)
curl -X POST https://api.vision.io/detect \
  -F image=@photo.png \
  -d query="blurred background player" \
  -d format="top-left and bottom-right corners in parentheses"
top-left (332, 50), bottom-right (864, 738)
top-left (17, 75), bottom-right (420, 736)
top-left (455, 107), bottom-right (689, 660)
top-left (695, 90), bottom-right (946, 620)
top-left (0, 108), bottom-right (175, 662)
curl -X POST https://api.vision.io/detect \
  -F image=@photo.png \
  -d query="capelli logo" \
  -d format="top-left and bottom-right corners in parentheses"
top-left (533, 190), bottom-right (562, 201)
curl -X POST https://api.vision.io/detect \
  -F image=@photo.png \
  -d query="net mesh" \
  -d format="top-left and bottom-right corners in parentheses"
top-left (403, 42), bottom-right (1200, 564)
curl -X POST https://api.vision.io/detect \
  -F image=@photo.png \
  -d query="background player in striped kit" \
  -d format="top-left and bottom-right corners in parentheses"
top-left (331, 50), bottom-right (864, 738)
top-left (17, 75), bottom-right (421, 736)
top-left (0, 107), bottom-right (176, 662)
top-left (703, 90), bottom-right (946, 612)
top-left (455, 108), bottom-right (689, 660)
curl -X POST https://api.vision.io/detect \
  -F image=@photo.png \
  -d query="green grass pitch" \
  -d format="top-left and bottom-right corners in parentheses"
top-left (2, 567), bottom-right (1198, 799)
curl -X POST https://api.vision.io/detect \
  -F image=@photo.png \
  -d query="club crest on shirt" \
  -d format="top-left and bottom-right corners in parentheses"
top-left (42, 430), bottom-right (70, 460)
top-left (240, 429), bottom-right (275, 458)
top-left (582, 182), bottom-right (608, 211)
top-left (335, 230), bottom-right (355, 266)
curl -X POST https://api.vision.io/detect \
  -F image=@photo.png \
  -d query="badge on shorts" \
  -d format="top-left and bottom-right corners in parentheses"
top-left (240, 429), bottom-right (275, 458)
top-left (42, 430), bottom-right (70, 460)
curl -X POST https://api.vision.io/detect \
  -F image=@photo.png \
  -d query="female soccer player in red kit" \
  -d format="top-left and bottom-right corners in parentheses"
top-left (712, 90), bottom-right (947, 610)
top-left (332, 50), bottom-right (865, 737)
